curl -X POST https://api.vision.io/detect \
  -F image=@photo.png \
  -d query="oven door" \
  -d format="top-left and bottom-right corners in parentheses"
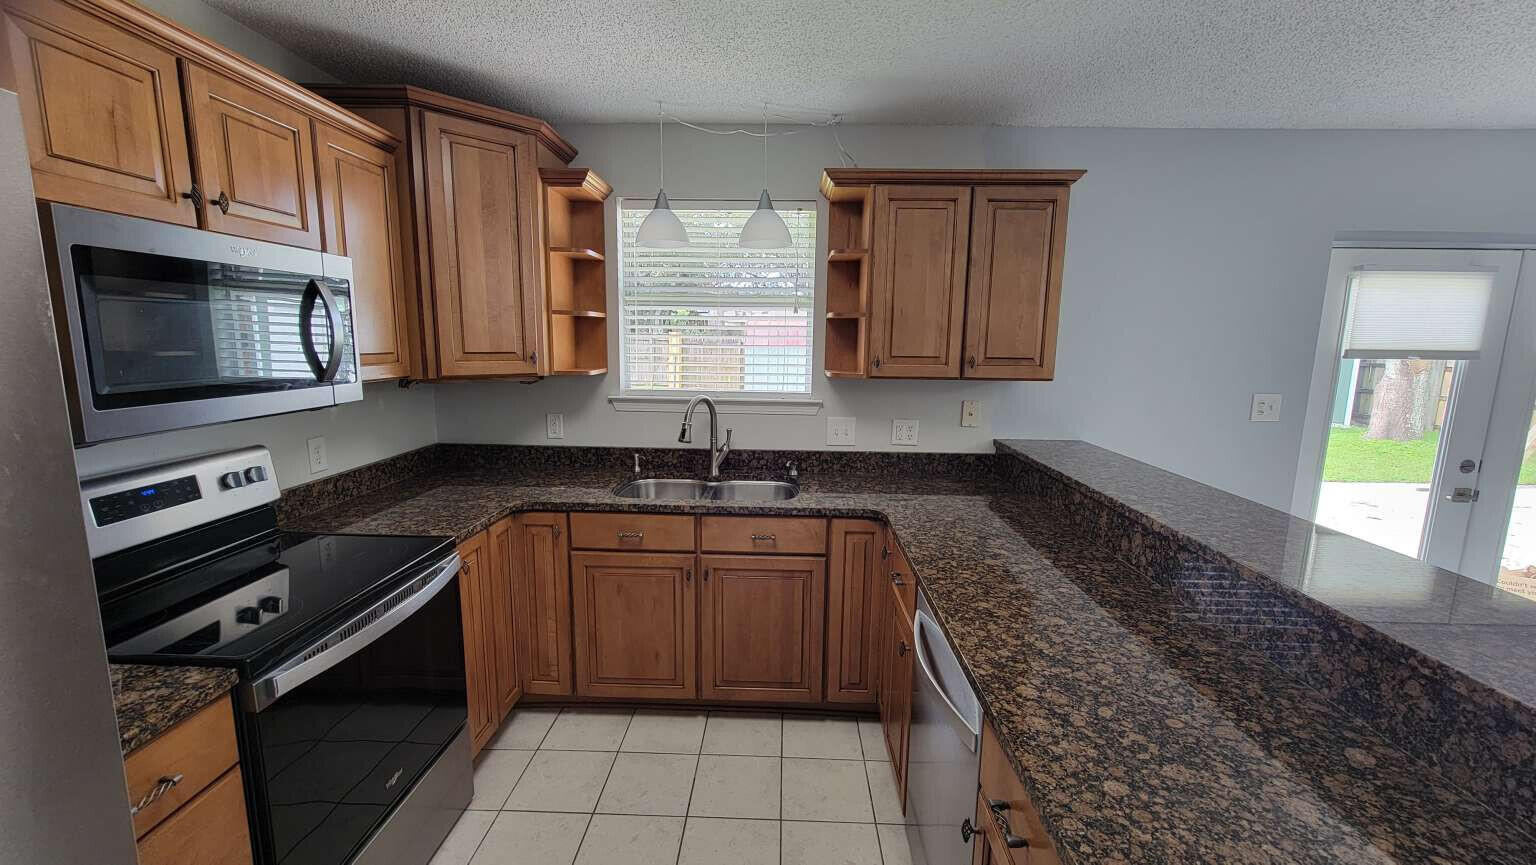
top-left (40, 203), bottom-right (359, 444)
top-left (240, 555), bottom-right (467, 865)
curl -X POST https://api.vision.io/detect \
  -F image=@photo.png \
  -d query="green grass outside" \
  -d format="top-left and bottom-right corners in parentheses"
top-left (1323, 425), bottom-right (1536, 484)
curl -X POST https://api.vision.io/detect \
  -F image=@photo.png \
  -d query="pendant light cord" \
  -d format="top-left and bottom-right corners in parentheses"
top-left (762, 105), bottom-right (769, 190)
top-left (656, 102), bottom-right (665, 190)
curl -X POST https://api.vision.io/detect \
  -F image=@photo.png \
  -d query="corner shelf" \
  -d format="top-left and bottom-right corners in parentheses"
top-left (827, 248), bottom-right (868, 262)
top-left (541, 167), bottom-right (612, 378)
top-left (822, 180), bottom-right (874, 379)
top-left (825, 311), bottom-right (865, 320)
top-left (549, 246), bottom-right (604, 261)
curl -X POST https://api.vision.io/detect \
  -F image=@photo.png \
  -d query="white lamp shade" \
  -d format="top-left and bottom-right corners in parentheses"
top-left (634, 189), bottom-right (690, 248)
top-left (739, 189), bottom-right (793, 249)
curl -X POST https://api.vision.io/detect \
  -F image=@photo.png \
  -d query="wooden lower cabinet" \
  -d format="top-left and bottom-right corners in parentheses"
top-left (878, 581), bottom-right (915, 806)
top-left (513, 512), bottom-right (573, 695)
top-left (977, 719), bottom-right (1061, 865)
top-left (457, 530), bottom-right (499, 751)
top-left (826, 519), bottom-right (884, 704)
top-left (487, 517), bottom-right (523, 719)
top-left (136, 767), bottom-right (252, 865)
top-left (700, 554), bottom-right (825, 703)
top-left (571, 551), bottom-right (696, 699)
top-left (124, 694), bottom-right (251, 865)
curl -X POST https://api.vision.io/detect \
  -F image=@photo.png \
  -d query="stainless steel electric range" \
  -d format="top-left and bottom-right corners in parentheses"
top-left (85, 447), bottom-right (470, 865)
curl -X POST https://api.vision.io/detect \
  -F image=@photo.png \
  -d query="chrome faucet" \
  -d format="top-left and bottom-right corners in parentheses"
top-left (678, 395), bottom-right (732, 479)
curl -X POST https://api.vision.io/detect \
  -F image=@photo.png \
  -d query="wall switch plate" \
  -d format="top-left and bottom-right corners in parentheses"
top-left (1250, 393), bottom-right (1282, 422)
top-left (827, 416), bottom-right (856, 447)
top-left (546, 412), bottom-right (565, 439)
top-left (306, 436), bottom-right (328, 473)
top-left (960, 400), bottom-right (980, 428)
top-left (892, 418), bottom-right (920, 446)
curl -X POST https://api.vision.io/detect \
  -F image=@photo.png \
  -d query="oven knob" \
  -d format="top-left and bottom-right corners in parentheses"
top-left (257, 595), bottom-right (284, 614)
top-left (244, 466), bottom-right (268, 484)
top-left (219, 471), bottom-right (246, 490)
top-left (235, 606), bottom-right (261, 625)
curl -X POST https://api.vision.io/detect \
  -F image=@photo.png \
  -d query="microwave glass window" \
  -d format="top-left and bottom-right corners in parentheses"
top-left (70, 246), bottom-right (354, 409)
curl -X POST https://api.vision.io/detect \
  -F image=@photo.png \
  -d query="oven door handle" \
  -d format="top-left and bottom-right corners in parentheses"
top-left (241, 552), bottom-right (461, 712)
top-left (298, 278), bottom-right (345, 383)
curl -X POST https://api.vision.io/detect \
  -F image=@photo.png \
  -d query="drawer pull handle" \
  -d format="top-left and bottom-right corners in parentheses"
top-left (750, 533), bottom-right (776, 543)
top-left (130, 773), bottom-right (184, 815)
top-left (616, 530), bottom-right (644, 541)
top-left (986, 798), bottom-right (1028, 848)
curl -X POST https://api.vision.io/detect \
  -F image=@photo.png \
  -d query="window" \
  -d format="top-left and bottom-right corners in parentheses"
top-left (619, 201), bottom-right (816, 394)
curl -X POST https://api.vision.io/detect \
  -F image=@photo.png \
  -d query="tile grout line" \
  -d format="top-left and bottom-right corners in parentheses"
top-left (780, 713), bottom-right (786, 865)
top-left (570, 708), bottom-right (633, 865)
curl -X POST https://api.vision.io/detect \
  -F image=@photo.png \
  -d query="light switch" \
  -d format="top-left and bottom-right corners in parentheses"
top-left (827, 417), bottom-right (856, 446)
top-left (1250, 394), bottom-right (1282, 422)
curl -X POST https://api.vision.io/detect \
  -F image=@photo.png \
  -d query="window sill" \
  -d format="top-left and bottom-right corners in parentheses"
top-left (608, 394), bottom-right (823, 416)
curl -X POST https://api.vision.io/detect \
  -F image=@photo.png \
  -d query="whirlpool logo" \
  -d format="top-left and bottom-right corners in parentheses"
top-left (230, 244), bottom-right (256, 258)
top-left (385, 768), bottom-right (403, 790)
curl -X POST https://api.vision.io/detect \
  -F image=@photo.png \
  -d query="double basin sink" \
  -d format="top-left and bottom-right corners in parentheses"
top-left (613, 478), bottom-right (799, 502)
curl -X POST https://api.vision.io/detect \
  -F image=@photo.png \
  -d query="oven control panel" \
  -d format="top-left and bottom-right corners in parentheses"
top-left (80, 446), bottom-right (279, 559)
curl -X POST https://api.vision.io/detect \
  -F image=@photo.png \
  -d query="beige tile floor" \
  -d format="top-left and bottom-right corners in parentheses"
top-left (429, 707), bottom-right (911, 865)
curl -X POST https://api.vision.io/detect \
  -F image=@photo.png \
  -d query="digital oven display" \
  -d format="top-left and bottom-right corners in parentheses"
top-left (89, 475), bottom-right (201, 526)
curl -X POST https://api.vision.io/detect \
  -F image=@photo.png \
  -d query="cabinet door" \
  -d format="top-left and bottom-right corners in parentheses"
top-left (869, 185), bottom-right (971, 378)
top-left (315, 124), bottom-right (416, 380)
top-left (700, 555), bottom-right (825, 703)
top-left (826, 519), bottom-right (883, 704)
top-left (1, 0), bottom-right (195, 224)
top-left (457, 531), bottom-right (498, 752)
top-left (181, 62), bottom-right (321, 248)
top-left (512, 513), bottom-right (572, 695)
top-left (422, 110), bottom-right (543, 377)
top-left (487, 516), bottom-right (523, 719)
top-left (571, 552), bottom-right (696, 700)
top-left (962, 186), bottom-right (1069, 380)
top-left (135, 768), bottom-right (251, 865)
top-left (878, 584), bottom-right (914, 806)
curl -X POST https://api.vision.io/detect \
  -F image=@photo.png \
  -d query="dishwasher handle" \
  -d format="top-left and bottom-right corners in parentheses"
top-left (914, 607), bottom-right (980, 752)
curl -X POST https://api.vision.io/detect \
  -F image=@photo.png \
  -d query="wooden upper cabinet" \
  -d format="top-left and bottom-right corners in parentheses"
top-left (422, 110), bottom-right (543, 377)
top-left (2, 0), bottom-right (195, 225)
top-left (512, 513), bottom-right (572, 696)
top-left (487, 516), bottom-right (523, 719)
top-left (963, 186), bottom-right (1069, 380)
top-left (182, 62), bottom-right (321, 248)
top-left (314, 123), bottom-right (417, 380)
top-left (869, 185), bottom-right (971, 378)
top-left (826, 519), bottom-right (883, 705)
top-left (571, 552), bottom-right (696, 700)
top-left (700, 555), bottom-right (825, 703)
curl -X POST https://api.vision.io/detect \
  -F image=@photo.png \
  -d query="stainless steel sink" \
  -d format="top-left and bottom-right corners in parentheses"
top-left (613, 478), bottom-right (799, 502)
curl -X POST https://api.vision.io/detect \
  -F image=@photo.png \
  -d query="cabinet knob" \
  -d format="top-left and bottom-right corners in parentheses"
top-left (897, 640), bottom-right (909, 656)
top-left (960, 818), bottom-right (978, 843)
top-left (181, 186), bottom-right (205, 210)
top-left (891, 571), bottom-right (905, 587)
top-left (685, 568), bottom-right (692, 583)
top-left (213, 190), bottom-right (230, 214)
top-left (872, 356), bottom-right (882, 370)
top-left (967, 354), bottom-right (977, 369)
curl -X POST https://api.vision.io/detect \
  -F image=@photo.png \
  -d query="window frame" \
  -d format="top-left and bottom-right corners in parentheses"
top-left (615, 197), bottom-right (819, 403)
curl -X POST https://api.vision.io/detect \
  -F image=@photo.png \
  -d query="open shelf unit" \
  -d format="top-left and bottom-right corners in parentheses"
top-left (821, 175), bottom-right (874, 378)
top-left (542, 167), bottom-right (612, 376)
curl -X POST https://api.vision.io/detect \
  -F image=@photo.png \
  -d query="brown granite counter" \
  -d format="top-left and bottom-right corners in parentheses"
top-left (279, 443), bottom-right (1536, 864)
top-left (111, 664), bottom-right (238, 755)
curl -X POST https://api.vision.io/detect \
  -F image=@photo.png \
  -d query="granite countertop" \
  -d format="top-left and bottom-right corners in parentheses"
top-left (283, 451), bottom-right (1536, 864)
top-left (111, 664), bottom-right (239, 755)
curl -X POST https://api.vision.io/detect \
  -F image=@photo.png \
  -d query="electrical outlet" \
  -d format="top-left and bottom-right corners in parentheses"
top-left (827, 416), bottom-right (856, 447)
top-left (546, 412), bottom-right (565, 439)
top-left (892, 419), bottom-right (920, 446)
top-left (960, 400), bottom-right (980, 428)
top-left (306, 436), bottom-right (328, 474)
top-left (1250, 393), bottom-right (1282, 422)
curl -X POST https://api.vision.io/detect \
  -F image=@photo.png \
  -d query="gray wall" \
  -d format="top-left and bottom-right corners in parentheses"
top-left (435, 123), bottom-right (1536, 508)
top-left (137, 0), bottom-right (335, 82)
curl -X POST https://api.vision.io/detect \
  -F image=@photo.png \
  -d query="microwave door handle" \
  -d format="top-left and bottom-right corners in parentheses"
top-left (298, 279), bottom-right (345, 382)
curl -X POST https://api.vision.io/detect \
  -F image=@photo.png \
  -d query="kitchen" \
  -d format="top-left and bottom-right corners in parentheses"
top-left (4, 1), bottom-right (1536, 864)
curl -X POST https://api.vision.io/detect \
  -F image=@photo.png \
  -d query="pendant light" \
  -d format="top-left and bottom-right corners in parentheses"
top-left (739, 107), bottom-right (793, 249)
top-left (635, 107), bottom-right (689, 248)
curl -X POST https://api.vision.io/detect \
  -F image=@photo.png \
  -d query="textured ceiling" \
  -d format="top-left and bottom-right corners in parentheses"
top-left (208, 0), bottom-right (1536, 128)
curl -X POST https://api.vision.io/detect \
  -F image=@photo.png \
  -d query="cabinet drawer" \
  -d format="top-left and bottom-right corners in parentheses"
top-left (136, 767), bottom-right (252, 865)
top-left (570, 512), bottom-right (695, 551)
top-left (887, 540), bottom-right (917, 620)
top-left (979, 720), bottom-right (1060, 865)
top-left (700, 516), bottom-right (826, 554)
top-left (123, 694), bottom-right (238, 838)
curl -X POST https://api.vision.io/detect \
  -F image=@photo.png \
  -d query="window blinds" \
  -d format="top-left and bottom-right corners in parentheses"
top-left (620, 202), bottom-right (816, 394)
top-left (1341, 269), bottom-right (1495, 360)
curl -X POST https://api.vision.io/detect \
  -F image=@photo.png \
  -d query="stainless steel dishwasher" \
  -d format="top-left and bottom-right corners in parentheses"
top-left (905, 589), bottom-right (983, 865)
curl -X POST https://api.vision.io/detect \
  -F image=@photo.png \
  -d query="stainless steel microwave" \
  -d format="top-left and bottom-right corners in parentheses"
top-left (39, 204), bottom-right (361, 445)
